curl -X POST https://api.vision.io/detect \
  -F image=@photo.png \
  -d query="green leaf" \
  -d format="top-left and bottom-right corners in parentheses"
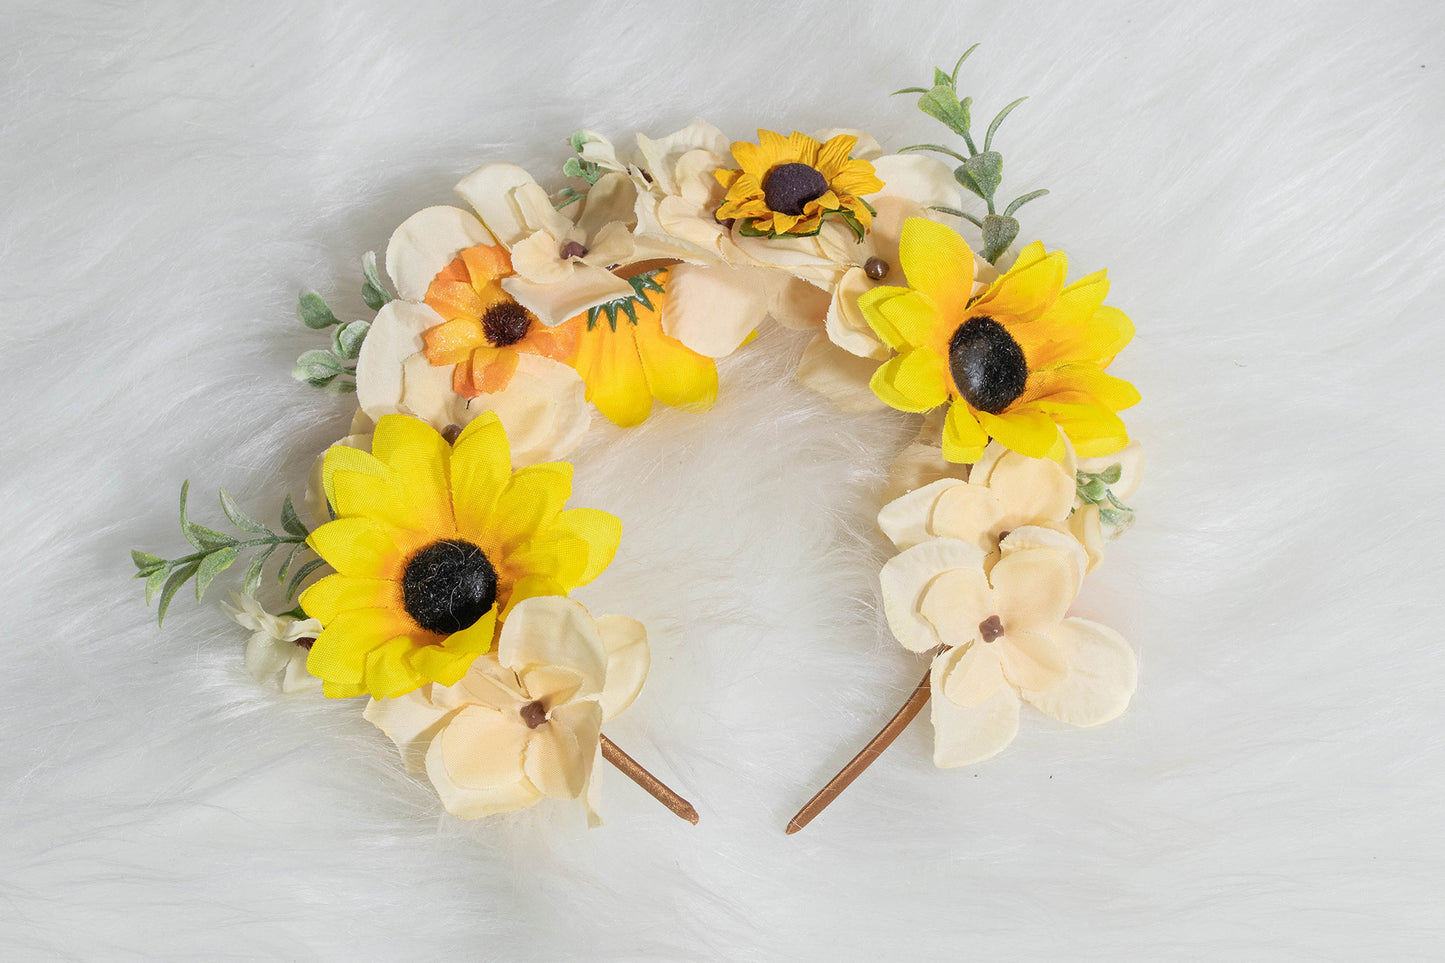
top-left (194, 546), bottom-right (239, 600)
top-left (958, 151), bottom-right (1003, 201)
top-left (1004, 189), bottom-right (1049, 217)
top-left (157, 561), bottom-right (201, 625)
top-left (980, 213), bottom-right (1019, 264)
top-left (218, 489), bottom-right (270, 535)
top-left (298, 291), bottom-right (341, 329)
top-left (950, 43), bottom-right (981, 85)
top-left (361, 251), bottom-right (393, 310)
top-left (293, 349), bottom-right (348, 386)
top-left (178, 481), bottom-right (232, 551)
top-left (984, 96), bottom-right (1027, 152)
top-left (932, 66), bottom-right (951, 87)
top-left (323, 376), bottom-right (357, 395)
top-left (568, 130), bottom-right (588, 152)
top-left (917, 85), bottom-right (972, 140)
top-left (562, 157), bottom-right (585, 179)
top-left (891, 86), bottom-right (929, 96)
top-left (1080, 478), bottom-right (1108, 502)
top-left (335, 320), bottom-right (370, 360)
top-left (929, 205), bottom-right (984, 228)
top-left (1098, 464), bottom-right (1123, 485)
top-left (277, 542), bottom-right (304, 582)
top-left (279, 494), bottom-right (308, 538)
top-left (131, 549), bottom-right (163, 572)
top-left (242, 544), bottom-right (277, 597)
top-left (144, 564), bottom-right (171, 604)
top-left (287, 557), bottom-right (327, 599)
top-left (898, 143), bottom-right (972, 165)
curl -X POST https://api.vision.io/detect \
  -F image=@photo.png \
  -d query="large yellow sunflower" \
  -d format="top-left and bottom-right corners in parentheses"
top-left (714, 130), bottom-right (883, 239)
top-left (422, 243), bottom-right (578, 396)
top-left (299, 412), bottom-right (621, 699)
top-left (860, 218), bottom-right (1138, 463)
top-left (558, 267), bottom-right (718, 427)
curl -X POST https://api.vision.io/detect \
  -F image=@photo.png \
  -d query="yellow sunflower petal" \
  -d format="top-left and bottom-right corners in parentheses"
top-left (322, 445), bottom-right (390, 517)
top-left (1092, 305), bottom-right (1135, 365)
top-left (1026, 399), bottom-right (1130, 457)
top-left (870, 347), bottom-right (950, 413)
top-left (942, 402), bottom-right (989, 463)
top-left (306, 606), bottom-right (419, 686)
top-left (322, 680), bottom-right (366, 699)
top-left (971, 243), bottom-right (1067, 324)
top-left (370, 416), bottom-right (456, 535)
top-left (975, 408), bottom-right (1063, 458)
top-left (500, 573), bottom-right (570, 619)
top-left (573, 318), bottom-right (654, 427)
top-left (443, 605), bottom-right (499, 657)
top-left (859, 287), bottom-right (940, 352)
top-left (362, 637), bottom-right (429, 699)
top-left (898, 218), bottom-right (976, 323)
top-left (450, 412), bottom-right (512, 535)
top-left (815, 134), bottom-right (860, 176)
top-left (1021, 364), bottom-right (1141, 411)
top-left (487, 462), bottom-right (573, 554)
top-left (549, 507), bottom-right (622, 586)
top-left (301, 574), bottom-right (401, 624)
top-left (635, 317), bottom-right (718, 411)
top-left (330, 469), bottom-right (414, 532)
top-left (308, 516), bottom-right (408, 580)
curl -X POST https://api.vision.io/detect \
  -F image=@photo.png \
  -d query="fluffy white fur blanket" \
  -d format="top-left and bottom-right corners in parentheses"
top-left (3, 0), bottom-right (1443, 958)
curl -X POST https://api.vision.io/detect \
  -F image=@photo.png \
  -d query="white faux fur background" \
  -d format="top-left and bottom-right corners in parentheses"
top-left (3, 1), bottom-right (1443, 958)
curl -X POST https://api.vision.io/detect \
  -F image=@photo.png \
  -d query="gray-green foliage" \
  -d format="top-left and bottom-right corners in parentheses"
top-left (1075, 464), bottom-right (1135, 535)
top-left (895, 45), bottom-right (1049, 264)
top-left (293, 252), bottom-right (392, 392)
top-left (131, 483), bottom-right (320, 624)
top-left (556, 130), bottom-right (606, 210)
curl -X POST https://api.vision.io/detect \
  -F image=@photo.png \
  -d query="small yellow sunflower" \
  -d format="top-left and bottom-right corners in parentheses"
top-left (299, 412), bottom-right (621, 699)
top-left (714, 130), bottom-right (883, 239)
top-left (422, 243), bottom-right (578, 396)
top-left (860, 218), bottom-right (1139, 463)
top-left (559, 268), bottom-right (718, 427)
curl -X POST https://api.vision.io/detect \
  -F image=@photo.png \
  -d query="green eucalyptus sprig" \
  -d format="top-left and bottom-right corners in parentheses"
top-left (1076, 465), bottom-right (1135, 535)
top-left (555, 130), bottom-right (607, 210)
top-left (291, 252), bottom-right (392, 392)
top-left (131, 483), bottom-right (323, 625)
top-left (894, 44), bottom-right (1049, 264)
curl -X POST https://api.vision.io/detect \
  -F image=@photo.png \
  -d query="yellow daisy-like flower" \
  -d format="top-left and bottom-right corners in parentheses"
top-left (860, 218), bottom-right (1139, 463)
top-left (299, 412), bottom-right (621, 700)
top-left (714, 130), bottom-right (883, 239)
top-left (558, 268), bottom-right (718, 428)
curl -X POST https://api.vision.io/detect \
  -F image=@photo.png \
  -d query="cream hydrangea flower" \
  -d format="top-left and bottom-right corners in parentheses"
top-left (221, 594), bottom-right (323, 694)
top-left (879, 530), bottom-right (1136, 766)
top-left (877, 440), bottom-right (1080, 555)
top-left (355, 206), bottom-right (590, 465)
top-left (363, 595), bottom-right (648, 825)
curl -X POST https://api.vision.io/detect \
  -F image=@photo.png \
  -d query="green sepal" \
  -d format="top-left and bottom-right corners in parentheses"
top-left (980, 214), bottom-right (1019, 264)
top-left (361, 251), bottom-right (393, 310)
top-left (219, 488), bottom-right (270, 535)
top-left (586, 269), bottom-right (666, 331)
top-left (298, 291), bottom-right (341, 329)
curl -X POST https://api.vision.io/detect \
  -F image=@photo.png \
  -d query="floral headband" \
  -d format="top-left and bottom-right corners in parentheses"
top-left (132, 46), bottom-right (1141, 832)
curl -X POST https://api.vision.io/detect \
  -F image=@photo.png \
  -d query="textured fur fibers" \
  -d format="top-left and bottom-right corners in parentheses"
top-left (3, 1), bottom-right (1444, 958)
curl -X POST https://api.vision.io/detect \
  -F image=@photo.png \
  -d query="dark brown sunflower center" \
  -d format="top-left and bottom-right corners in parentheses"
top-left (481, 301), bottom-right (535, 348)
top-left (401, 539), bottom-right (497, 635)
top-left (948, 316), bottom-right (1029, 415)
top-left (762, 162), bottom-right (829, 216)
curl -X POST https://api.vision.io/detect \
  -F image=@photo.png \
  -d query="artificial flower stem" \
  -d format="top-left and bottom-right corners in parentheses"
top-left (786, 657), bottom-right (938, 835)
top-left (600, 734), bottom-right (699, 825)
